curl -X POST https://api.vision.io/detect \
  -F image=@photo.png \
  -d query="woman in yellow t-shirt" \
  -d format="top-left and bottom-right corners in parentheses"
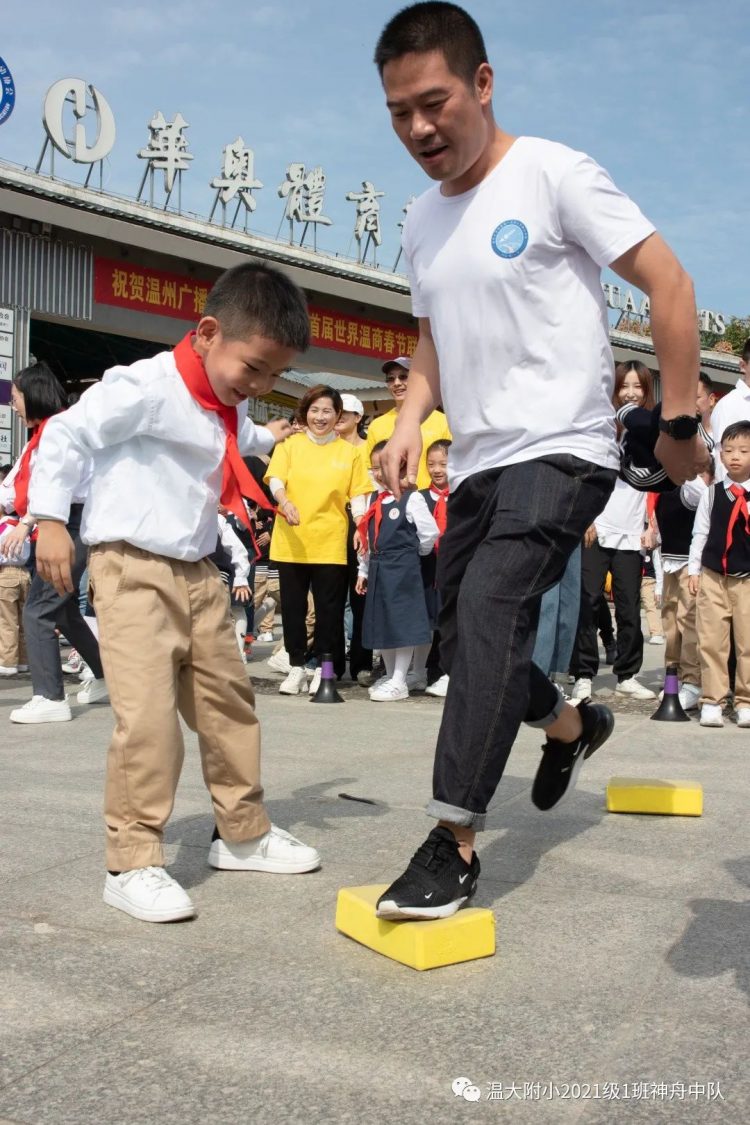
top-left (265, 385), bottom-right (372, 695)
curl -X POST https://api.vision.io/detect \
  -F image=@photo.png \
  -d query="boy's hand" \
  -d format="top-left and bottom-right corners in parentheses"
top-left (355, 576), bottom-right (367, 596)
top-left (36, 520), bottom-right (76, 595)
top-left (0, 522), bottom-right (30, 559)
top-left (256, 531), bottom-right (271, 549)
top-left (688, 574), bottom-right (700, 596)
top-left (266, 419), bottom-right (293, 444)
top-left (232, 585), bottom-right (250, 602)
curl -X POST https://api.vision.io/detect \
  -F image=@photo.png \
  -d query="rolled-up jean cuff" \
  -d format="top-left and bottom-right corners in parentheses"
top-left (425, 799), bottom-right (487, 831)
top-left (524, 692), bottom-right (566, 730)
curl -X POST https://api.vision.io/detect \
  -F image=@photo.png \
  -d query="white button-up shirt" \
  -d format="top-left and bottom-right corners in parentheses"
top-left (28, 349), bottom-right (274, 562)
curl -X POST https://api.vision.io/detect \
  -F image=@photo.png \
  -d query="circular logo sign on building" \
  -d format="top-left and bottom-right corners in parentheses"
top-left (0, 58), bottom-right (16, 127)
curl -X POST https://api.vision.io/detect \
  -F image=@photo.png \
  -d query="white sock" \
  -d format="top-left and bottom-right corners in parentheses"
top-left (382, 649), bottom-right (396, 679)
top-left (391, 647), bottom-right (412, 688)
top-left (411, 643), bottom-right (431, 678)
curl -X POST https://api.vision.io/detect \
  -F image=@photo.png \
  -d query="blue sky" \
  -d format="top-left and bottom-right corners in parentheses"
top-left (1, 0), bottom-right (748, 316)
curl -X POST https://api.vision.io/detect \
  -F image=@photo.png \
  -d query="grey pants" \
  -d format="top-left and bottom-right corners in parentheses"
top-left (23, 505), bottom-right (103, 700)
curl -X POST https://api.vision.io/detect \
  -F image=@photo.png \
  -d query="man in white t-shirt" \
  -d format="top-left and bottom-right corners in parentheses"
top-left (372, 1), bottom-right (710, 922)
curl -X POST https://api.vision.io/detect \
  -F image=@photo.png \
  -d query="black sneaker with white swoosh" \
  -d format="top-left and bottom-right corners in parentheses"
top-left (376, 826), bottom-right (481, 920)
top-left (531, 698), bottom-right (614, 811)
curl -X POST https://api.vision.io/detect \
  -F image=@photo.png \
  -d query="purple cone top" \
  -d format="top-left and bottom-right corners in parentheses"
top-left (321, 660), bottom-right (335, 679)
top-left (664, 673), bottom-right (680, 695)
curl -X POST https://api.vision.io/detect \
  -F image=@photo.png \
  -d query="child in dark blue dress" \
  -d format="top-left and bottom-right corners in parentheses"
top-left (356, 442), bottom-right (439, 701)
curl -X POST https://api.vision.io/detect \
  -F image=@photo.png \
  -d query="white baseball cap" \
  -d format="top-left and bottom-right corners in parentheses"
top-left (381, 356), bottom-right (411, 376)
top-left (340, 393), bottom-right (364, 416)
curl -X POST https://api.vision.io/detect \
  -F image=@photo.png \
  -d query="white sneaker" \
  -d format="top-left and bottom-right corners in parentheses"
top-left (103, 866), bottom-right (195, 922)
top-left (268, 648), bottom-right (291, 675)
top-left (255, 632), bottom-right (274, 643)
top-left (648, 635), bottom-right (665, 645)
top-left (700, 703), bottom-right (724, 728)
top-left (77, 677), bottom-right (109, 705)
top-left (425, 674), bottom-right (450, 697)
top-left (735, 707), bottom-right (750, 728)
top-left (308, 667), bottom-right (322, 695)
top-left (678, 683), bottom-right (702, 712)
top-left (208, 825), bottom-right (320, 873)
top-left (0, 664), bottom-right (18, 676)
top-left (406, 671), bottom-right (428, 691)
top-left (370, 678), bottom-right (409, 702)
top-left (10, 695), bottom-right (72, 724)
top-left (367, 675), bottom-right (389, 696)
top-left (572, 677), bottom-right (592, 701)
top-left (278, 666), bottom-right (307, 695)
top-left (616, 677), bottom-right (656, 700)
top-left (61, 649), bottom-right (83, 674)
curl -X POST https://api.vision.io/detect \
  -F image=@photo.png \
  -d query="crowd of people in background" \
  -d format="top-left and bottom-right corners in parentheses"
top-left (2, 344), bottom-right (749, 731)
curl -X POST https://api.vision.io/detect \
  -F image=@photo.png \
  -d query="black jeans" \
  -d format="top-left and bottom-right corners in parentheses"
top-left (571, 543), bottom-right (643, 682)
top-left (428, 455), bottom-right (616, 829)
top-left (23, 505), bottom-right (104, 701)
top-left (277, 562), bottom-right (348, 672)
top-left (346, 517), bottom-right (372, 677)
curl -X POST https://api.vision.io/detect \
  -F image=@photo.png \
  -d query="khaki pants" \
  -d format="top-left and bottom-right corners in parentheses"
top-left (88, 542), bottom-right (271, 872)
top-left (640, 577), bottom-right (663, 638)
top-left (696, 568), bottom-right (750, 708)
top-left (0, 566), bottom-right (30, 667)
top-left (661, 567), bottom-right (700, 686)
top-left (254, 570), bottom-right (280, 634)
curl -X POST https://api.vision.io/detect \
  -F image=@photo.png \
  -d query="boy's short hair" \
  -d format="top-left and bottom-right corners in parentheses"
top-left (12, 360), bottom-right (68, 421)
top-left (426, 438), bottom-right (452, 457)
top-left (721, 420), bottom-right (750, 444)
top-left (698, 371), bottom-right (714, 391)
top-left (374, 2), bottom-right (488, 86)
top-left (203, 262), bottom-right (310, 352)
top-left (370, 440), bottom-right (388, 456)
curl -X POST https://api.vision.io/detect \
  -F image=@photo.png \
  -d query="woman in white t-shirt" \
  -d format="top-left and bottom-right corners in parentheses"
top-left (571, 363), bottom-right (657, 701)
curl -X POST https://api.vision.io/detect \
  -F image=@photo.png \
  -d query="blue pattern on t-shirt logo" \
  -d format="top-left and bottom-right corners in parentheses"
top-left (491, 220), bottom-right (528, 259)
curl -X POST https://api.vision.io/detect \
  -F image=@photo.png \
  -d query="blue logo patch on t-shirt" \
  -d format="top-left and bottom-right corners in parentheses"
top-left (491, 220), bottom-right (528, 259)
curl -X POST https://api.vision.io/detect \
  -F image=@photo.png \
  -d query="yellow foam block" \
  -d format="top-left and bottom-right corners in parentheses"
top-left (606, 777), bottom-right (703, 816)
top-left (335, 884), bottom-right (495, 971)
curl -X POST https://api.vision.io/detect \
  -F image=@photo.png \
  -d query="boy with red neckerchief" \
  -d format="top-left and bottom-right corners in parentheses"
top-left (29, 263), bottom-right (321, 924)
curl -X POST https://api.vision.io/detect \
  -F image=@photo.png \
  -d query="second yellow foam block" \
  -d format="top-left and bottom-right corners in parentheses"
top-left (606, 777), bottom-right (703, 816)
top-left (336, 884), bottom-right (495, 970)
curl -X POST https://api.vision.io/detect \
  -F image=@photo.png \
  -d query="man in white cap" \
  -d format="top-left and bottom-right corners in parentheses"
top-left (335, 393), bottom-right (367, 448)
top-left (366, 357), bottom-right (451, 488)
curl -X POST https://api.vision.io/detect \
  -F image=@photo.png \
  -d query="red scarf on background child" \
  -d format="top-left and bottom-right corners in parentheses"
top-left (357, 490), bottom-right (393, 550)
top-left (722, 484), bottom-right (750, 575)
top-left (174, 333), bottom-right (277, 556)
top-left (11, 419), bottom-right (49, 518)
top-left (432, 486), bottom-right (449, 543)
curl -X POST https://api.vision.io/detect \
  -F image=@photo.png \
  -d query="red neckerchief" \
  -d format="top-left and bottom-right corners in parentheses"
top-left (431, 486), bottom-right (449, 544)
top-left (357, 490), bottom-right (392, 550)
top-left (12, 419), bottom-right (49, 518)
top-left (173, 333), bottom-right (276, 558)
top-left (722, 483), bottom-right (750, 574)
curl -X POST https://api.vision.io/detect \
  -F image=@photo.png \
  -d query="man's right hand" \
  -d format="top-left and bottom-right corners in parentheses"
top-left (381, 420), bottom-right (423, 499)
top-left (35, 520), bottom-right (76, 596)
top-left (583, 525), bottom-right (598, 549)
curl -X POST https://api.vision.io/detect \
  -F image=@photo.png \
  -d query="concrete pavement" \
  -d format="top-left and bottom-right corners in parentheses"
top-left (0, 637), bottom-right (747, 1124)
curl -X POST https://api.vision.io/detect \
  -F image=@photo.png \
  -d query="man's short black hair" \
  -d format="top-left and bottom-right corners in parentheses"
top-left (721, 421), bottom-right (750, 444)
top-left (203, 262), bottom-right (310, 352)
top-left (698, 371), bottom-right (714, 391)
top-left (374, 2), bottom-right (488, 86)
top-left (12, 360), bottom-right (68, 421)
top-left (742, 337), bottom-right (750, 363)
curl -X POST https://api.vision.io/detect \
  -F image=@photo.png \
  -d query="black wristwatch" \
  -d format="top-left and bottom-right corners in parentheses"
top-left (658, 414), bottom-right (700, 440)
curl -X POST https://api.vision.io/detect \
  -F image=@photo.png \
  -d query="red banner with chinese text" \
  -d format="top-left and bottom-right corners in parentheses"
top-left (94, 257), bottom-right (212, 321)
top-left (308, 304), bottom-right (417, 361)
top-left (93, 258), bottom-right (418, 360)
